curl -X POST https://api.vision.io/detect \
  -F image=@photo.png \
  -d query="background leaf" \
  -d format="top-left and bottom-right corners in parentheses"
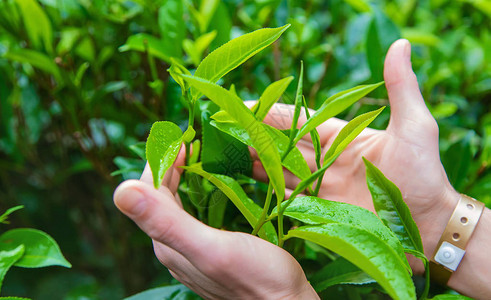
top-left (0, 229), bottom-right (71, 268)
top-left (158, 0), bottom-right (185, 59)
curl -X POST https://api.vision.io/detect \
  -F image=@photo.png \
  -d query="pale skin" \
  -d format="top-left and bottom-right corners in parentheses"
top-left (114, 39), bottom-right (491, 299)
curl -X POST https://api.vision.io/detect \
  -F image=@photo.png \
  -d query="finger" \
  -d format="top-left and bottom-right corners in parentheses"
top-left (153, 242), bottom-right (221, 298)
top-left (114, 180), bottom-right (218, 261)
top-left (384, 39), bottom-right (438, 142)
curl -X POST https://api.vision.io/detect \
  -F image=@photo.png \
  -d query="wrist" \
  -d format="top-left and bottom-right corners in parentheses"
top-left (410, 187), bottom-right (460, 275)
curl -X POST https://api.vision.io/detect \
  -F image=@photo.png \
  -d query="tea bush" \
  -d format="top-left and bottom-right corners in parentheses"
top-left (0, 0), bottom-right (489, 299)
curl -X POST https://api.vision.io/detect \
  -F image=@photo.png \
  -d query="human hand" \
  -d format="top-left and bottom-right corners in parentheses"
top-left (113, 155), bottom-right (319, 299)
top-left (251, 39), bottom-right (460, 273)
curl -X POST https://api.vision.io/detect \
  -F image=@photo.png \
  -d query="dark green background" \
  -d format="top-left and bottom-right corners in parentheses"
top-left (0, 0), bottom-right (489, 298)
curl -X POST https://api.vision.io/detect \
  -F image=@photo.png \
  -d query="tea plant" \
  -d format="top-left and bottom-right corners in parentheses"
top-left (140, 25), bottom-right (467, 300)
top-left (0, 206), bottom-right (71, 299)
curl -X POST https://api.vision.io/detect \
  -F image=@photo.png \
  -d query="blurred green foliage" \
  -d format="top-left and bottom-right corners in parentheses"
top-left (0, 0), bottom-right (489, 299)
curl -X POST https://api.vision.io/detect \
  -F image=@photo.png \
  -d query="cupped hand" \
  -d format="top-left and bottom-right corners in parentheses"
top-left (252, 39), bottom-right (459, 270)
top-left (113, 156), bottom-right (319, 299)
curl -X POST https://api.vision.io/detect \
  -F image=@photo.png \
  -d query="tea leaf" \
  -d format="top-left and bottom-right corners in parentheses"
top-left (0, 206), bottom-right (24, 224)
top-left (119, 33), bottom-right (170, 63)
top-left (15, 0), bottom-right (53, 53)
top-left (3, 49), bottom-right (61, 82)
top-left (201, 102), bottom-right (252, 177)
top-left (252, 76), bottom-right (294, 121)
top-left (287, 224), bottom-right (415, 300)
top-left (207, 190), bottom-right (228, 229)
top-left (210, 113), bottom-right (311, 180)
top-left (146, 121), bottom-right (183, 189)
top-left (190, 25), bottom-right (290, 100)
top-left (158, 0), bottom-right (185, 58)
top-left (323, 107), bottom-right (385, 167)
top-left (311, 257), bottom-right (375, 292)
top-left (274, 196), bottom-right (410, 272)
top-left (302, 96), bottom-right (322, 169)
top-left (181, 75), bottom-right (285, 202)
top-left (294, 82), bottom-right (384, 144)
top-left (363, 158), bottom-right (424, 253)
top-left (0, 245), bottom-right (24, 291)
top-left (0, 229), bottom-right (71, 268)
top-left (168, 58), bottom-right (191, 96)
top-left (183, 31), bottom-right (217, 66)
top-left (183, 163), bottom-right (278, 244)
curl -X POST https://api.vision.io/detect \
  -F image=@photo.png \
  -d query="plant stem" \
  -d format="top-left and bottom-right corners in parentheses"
top-left (420, 260), bottom-right (430, 300)
top-left (252, 183), bottom-right (273, 236)
top-left (313, 169), bottom-right (326, 196)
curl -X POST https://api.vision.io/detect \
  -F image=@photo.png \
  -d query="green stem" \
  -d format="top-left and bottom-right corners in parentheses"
top-left (420, 260), bottom-right (430, 300)
top-left (252, 183), bottom-right (273, 236)
top-left (313, 169), bottom-right (326, 196)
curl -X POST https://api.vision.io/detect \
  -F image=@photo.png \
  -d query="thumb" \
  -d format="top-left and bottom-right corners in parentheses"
top-left (113, 180), bottom-right (216, 260)
top-left (384, 39), bottom-right (438, 141)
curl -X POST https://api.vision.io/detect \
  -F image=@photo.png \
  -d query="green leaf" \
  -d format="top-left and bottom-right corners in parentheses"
top-left (0, 205), bottom-right (24, 224)
top-left (183, 31), bottom-right (217, 67)
top-left (366, 8), bottom-right (400, 83)
top-left (182, 163), bottom-right (278, 245)
top-left (442, 132), bottom-right (473, 190)
top-left (363, 158), bottom-right (424, 253)
top-left (125, 283), bottom-right (200, 300)
top-left (323, 107), bottom-right (385, 167)
top-left (158, 0), bottom-right (184, 58)
top-left (294, 82), bottom-right (384, 144)
top-left (128, 142), bottom-right (146, 160)
top-left (287, 224), bottom-right (415, 300)
top-left (274, 196), bottom-right (410, 271)
top-left (210, 113), bottom-right (311, 180)
top-left (252, 76), bottom-right (294, 121)
top-left (15, 0), bottom-right (53, 54)
top-left (119, 34), bottom-right (170, 63)
top-left (207, 190), bottom-right (228, 229)
top-left (190, 25), bottom-right (290, 100)
top-left (302, 96), bottom-right (322, 169)
top-left (3, 49), bottom-right (61, 82)
top-left (145, 121), bottom-right (183, 189)
top-left (201, 102), bottom-right (252, 177)
top-left (168, 58), bottom-right (191, 96)
top-left (310, 257), bottom-right (375, 292)
top-left (0, 229), bottom-right (71, 268)
top-left (0, 245), bottom-right (24, 291)
top-left (181, 75), bottom-right (285, 202)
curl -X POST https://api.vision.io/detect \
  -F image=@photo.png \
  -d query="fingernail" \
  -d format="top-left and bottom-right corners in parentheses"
top-left (115, 186), bottom-right (147, 217)
top-left (402, 39), bottom-right (411, 61)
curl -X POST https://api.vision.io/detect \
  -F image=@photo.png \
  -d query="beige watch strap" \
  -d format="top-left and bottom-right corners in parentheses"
top-left (430, 194), bottom-right (485, 286)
